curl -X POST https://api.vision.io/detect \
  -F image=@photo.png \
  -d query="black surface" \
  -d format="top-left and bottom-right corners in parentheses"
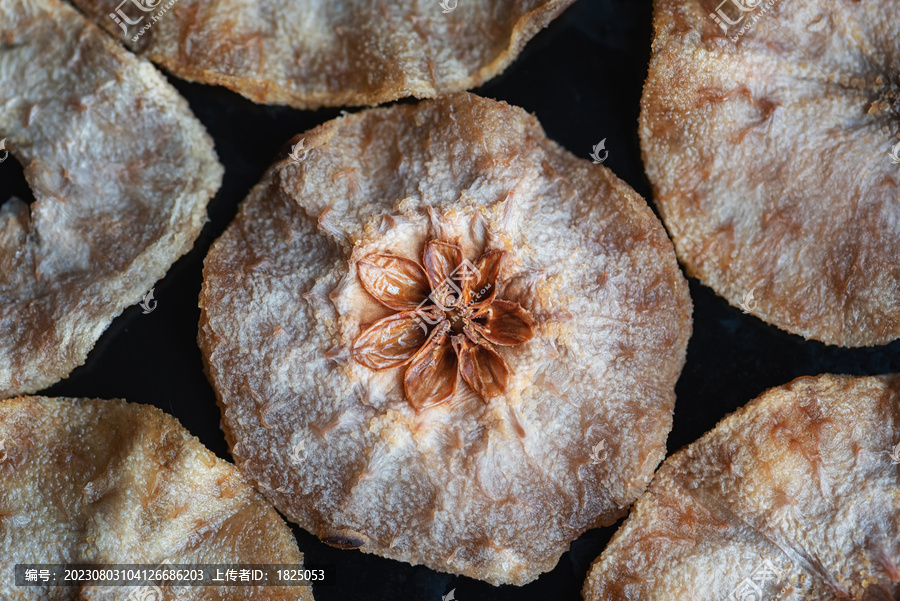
top-left (3, 0), bottom-right (899, 599)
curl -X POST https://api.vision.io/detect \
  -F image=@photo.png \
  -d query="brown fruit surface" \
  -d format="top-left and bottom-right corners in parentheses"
top-left (198, 93), bottom-right (692, 585)
top-left (641, 0), bottom-right (900, 347)
top-left (0, 397), bottom-right (312, 601)
top-left (0, 0), bottom-right (223, 398)
top-left (583, 373), bottom-right (900, 600)
top-left (67, 0), bottom-right (575, 108)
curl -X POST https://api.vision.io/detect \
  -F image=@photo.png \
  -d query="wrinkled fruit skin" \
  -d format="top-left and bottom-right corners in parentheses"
top-left (0, 397), bottom-right (310, 601)
top-left (641, 0), bottom-right (900, 347)
top-left (199, 93), bottom-right (692, 585)
top-left (69, 0), bottom-right (576, 109)
top-left (584, 373), bottom-right (900, 600)
top-left (0, 0), bottom-right (222, 398)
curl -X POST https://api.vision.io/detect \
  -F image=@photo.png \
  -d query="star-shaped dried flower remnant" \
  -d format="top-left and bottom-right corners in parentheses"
top-left (352, 240), bottom-right (535, 410)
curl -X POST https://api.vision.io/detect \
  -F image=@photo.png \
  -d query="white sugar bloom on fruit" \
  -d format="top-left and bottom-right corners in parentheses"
top-left (0, 397), bottom-right (311, 601)
top-left (0, 0), bottom-right (222, 398)
top-left (199, 93), bottom-right (692, 585)
top-left (641, 0), bottom-right (900, 346)
top-left (584, 373), bottom-right (900, 600)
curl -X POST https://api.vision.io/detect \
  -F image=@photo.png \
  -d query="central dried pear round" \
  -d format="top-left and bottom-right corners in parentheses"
top-left (199, 92), bottom-right (692, 585)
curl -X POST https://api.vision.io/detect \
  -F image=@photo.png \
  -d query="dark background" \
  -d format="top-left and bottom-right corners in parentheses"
top-left (3, 0), bottom-right (899, 599)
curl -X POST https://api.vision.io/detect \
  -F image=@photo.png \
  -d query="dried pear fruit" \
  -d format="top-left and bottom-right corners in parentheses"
top-left (0, 396), bottom-right (312, 601)
top-left (0, 0), bottom-right (223, 397)
top-left (68, 0), bottom-right (575, 108)
top-left (199, 93), bottom-right (692, 585)
top-left (641, 0), bottom-right (900, 346)
top-left (584, 373), bottom-right (900, 600)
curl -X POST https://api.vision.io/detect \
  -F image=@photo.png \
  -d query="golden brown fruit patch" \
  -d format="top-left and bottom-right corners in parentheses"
top-left (0, 397), bottom-right (311, 601)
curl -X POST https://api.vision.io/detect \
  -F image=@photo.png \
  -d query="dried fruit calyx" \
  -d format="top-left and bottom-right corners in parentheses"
top-left (352, 239), bottom-right (534, 410)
